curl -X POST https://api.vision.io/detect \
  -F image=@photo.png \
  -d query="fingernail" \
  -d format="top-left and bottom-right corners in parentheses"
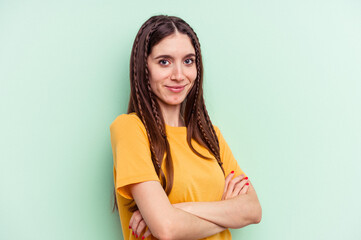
top-left (132, 231), bottom-right (134, 235)
top-left (142, 237), bottom-right (145, 239)
top-left (246, 183), bottom-right (249, 185)
top-left (231, 171), bottom-right (234, 174)
top-left (129, 226), bottom-right (131, 229)
top-left (244, 177), bottom-right (248, 180)
top-left (136, 234), bottom-right (138, 238)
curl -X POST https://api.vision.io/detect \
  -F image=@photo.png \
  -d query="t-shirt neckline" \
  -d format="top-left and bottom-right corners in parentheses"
top-left (165, 124), bottom-right (187, 134)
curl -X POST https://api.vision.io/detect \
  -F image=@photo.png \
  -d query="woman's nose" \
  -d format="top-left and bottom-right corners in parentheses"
top-left (170, 63), bottom-right (185, 81)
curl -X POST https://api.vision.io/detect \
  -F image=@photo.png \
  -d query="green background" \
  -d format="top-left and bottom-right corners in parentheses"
top-left (1, 0), bottom-right (360, 239)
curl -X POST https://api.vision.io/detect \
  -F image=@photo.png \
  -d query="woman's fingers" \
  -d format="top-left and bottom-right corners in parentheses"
top-left (135, 219), bottom-right (147, 238)
top-left (225, 174), bottom-right (245, 199)
top-left (130, 210), bottom-right (152, 239)
top-left (129, 210), bottom-right (143, 238)
top-left (222, 171), bottom-right (235, 200)
top-left (128, 210), bottom-right (136, 229)
top-left (142, 227), bottom-right (152, 239)
top-left (231, 179), bottom-right (249, 198)
top-left (239, 182), bottom-right (250, 195)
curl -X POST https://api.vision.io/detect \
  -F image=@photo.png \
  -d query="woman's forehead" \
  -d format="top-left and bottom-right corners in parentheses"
top-left (150, 33), bottom-right (195, 56)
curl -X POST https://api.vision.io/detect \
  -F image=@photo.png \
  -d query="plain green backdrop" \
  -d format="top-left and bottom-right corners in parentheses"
top-left (1, 0), bottom-right (360, 239)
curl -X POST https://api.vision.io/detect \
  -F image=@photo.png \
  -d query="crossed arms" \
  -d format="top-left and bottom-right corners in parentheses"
top-left (127, 172), bottom-right (262, 240)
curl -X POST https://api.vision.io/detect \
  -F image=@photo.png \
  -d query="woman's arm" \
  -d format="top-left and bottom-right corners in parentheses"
top-left (129, 181), bottom-right (227, 240)
top-left (173, 181), bottom-right (262, 229)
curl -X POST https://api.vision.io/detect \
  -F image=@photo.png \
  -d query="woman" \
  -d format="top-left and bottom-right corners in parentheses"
top-left (110, 15), bottom-right (262, 240)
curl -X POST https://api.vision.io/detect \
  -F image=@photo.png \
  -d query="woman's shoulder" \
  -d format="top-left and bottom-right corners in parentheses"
top-left (110, 112), bottom-right (145, 133)
top-left (211, 124), bottom-right (229, 145)
top-left (212, 124), bottom-right (221, 138)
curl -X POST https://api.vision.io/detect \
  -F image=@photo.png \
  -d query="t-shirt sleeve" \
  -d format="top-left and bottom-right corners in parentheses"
top-left (214, 126), bottom-right (248, 178)
top-left (110, 114), bottom-right (160, 199)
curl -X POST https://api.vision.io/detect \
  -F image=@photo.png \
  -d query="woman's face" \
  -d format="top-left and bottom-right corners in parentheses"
top-left (147, 32), bottom-right (197, 111)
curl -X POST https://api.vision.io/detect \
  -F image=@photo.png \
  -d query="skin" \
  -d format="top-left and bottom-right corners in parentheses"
top-left (128, 32), bottom-right (262, 239)
top-left (130, 172), bottom-right (251, 239)
top-left (147, 31), bottom-right (197, 127)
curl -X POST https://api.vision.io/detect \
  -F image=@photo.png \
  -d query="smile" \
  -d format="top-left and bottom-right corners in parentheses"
top-left (165, 85), bottom-right (186, 93)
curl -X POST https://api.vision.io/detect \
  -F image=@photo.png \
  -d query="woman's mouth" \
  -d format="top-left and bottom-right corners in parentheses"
top-left (165, 85), bottom-right (186, 93)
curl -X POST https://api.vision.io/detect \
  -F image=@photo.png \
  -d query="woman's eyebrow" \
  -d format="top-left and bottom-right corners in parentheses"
top-left (154, 54), bottom-right (173, 59)
top-left (184, 53), bottom-right (196, 58)
top-left (153, 53), bottom-right (196, 59)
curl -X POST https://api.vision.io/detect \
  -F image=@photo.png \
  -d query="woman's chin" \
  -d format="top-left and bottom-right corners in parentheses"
top-left (159, 99), bottom-right (185, 108)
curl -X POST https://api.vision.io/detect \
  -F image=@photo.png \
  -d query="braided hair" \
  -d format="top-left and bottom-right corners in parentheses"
top-left (113, 15), bottom-right (224, 213)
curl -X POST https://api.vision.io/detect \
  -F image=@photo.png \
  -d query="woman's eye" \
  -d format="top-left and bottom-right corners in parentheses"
top-left (184, 58), bottom-right (194, 65)
top-left (159, 59), bottom-right (170, 65)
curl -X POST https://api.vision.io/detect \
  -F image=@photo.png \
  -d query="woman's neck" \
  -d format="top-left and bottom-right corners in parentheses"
top-left (158, 101), bottom-right (184, 127)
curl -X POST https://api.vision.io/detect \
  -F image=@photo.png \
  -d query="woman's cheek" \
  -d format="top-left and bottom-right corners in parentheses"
top-left (190, 68), bottom-right (197, 82)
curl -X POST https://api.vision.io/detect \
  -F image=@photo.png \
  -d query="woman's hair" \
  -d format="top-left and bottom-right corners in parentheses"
top-left (113, 15), bottom-right (224, 212)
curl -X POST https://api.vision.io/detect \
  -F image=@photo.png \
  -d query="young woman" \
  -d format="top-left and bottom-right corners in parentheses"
top-left (110, 15), bottom-right (262, 240)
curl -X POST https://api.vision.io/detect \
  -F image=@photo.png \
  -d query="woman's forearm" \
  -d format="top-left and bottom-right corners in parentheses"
top-left (165, 207), bottom-right (227, 240)
top-left (130, 181), bottom-right (228, 240)
top-left (174, 183), bottom-right (262, 229)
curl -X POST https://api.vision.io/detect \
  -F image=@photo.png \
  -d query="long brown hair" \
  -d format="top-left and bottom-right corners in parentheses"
top-left (113, 15), bottom-right (224, 212)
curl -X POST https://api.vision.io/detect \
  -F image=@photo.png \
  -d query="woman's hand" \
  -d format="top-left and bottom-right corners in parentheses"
top-left (221, 172), bottom-right (249, 200)
top-left (129, 210), bottom-right (152, 239)
top-left (129, 172), bottom-right (250, 238)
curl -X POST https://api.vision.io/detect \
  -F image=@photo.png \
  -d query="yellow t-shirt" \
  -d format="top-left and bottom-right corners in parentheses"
top-left (110, 113), bottom-right (247, 240)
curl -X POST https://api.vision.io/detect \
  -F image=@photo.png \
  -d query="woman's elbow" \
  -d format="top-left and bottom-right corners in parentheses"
top-left (151, 227), bottom-right (171, 240)
top-left (251, 203), bottom-right (262, 224)
top-left (151, 220), bottom-right (175, 240)
top-left (153, 220), bottom-right (189, 240)
top-left (155, 232), bottom-right (173, 240)
top-left (154, 230), bottom-right (177, 240)
top-left (236, 202), bottom-right (262, 228)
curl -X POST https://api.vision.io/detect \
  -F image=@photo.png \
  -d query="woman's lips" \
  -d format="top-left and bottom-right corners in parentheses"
top-left (165, 85), bottom-right (186, 93)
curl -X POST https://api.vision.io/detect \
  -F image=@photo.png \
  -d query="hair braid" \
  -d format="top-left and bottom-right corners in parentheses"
top-left (132, 28), bottom-right (162, 171)
top-left (135, 83), bottom-right (161, 169)
top-left (191, 39), bottom-right (201, 115)
top-left (119, 21), bottom-right (163, 212)
top-left (203, 102), bottom-right (220, 149)
top-left (203, 105), bottom-right (224, 174)
top-left (184, 24), bottom-right (224, 175)
top-left (130, 19), bottom-right (151, 112)
top-left (196, 109), bottom-right (224, 173)
top-left (144, 21), bottom-right (167, 138)
top-left (142, 20), bottom-right (169, 189)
